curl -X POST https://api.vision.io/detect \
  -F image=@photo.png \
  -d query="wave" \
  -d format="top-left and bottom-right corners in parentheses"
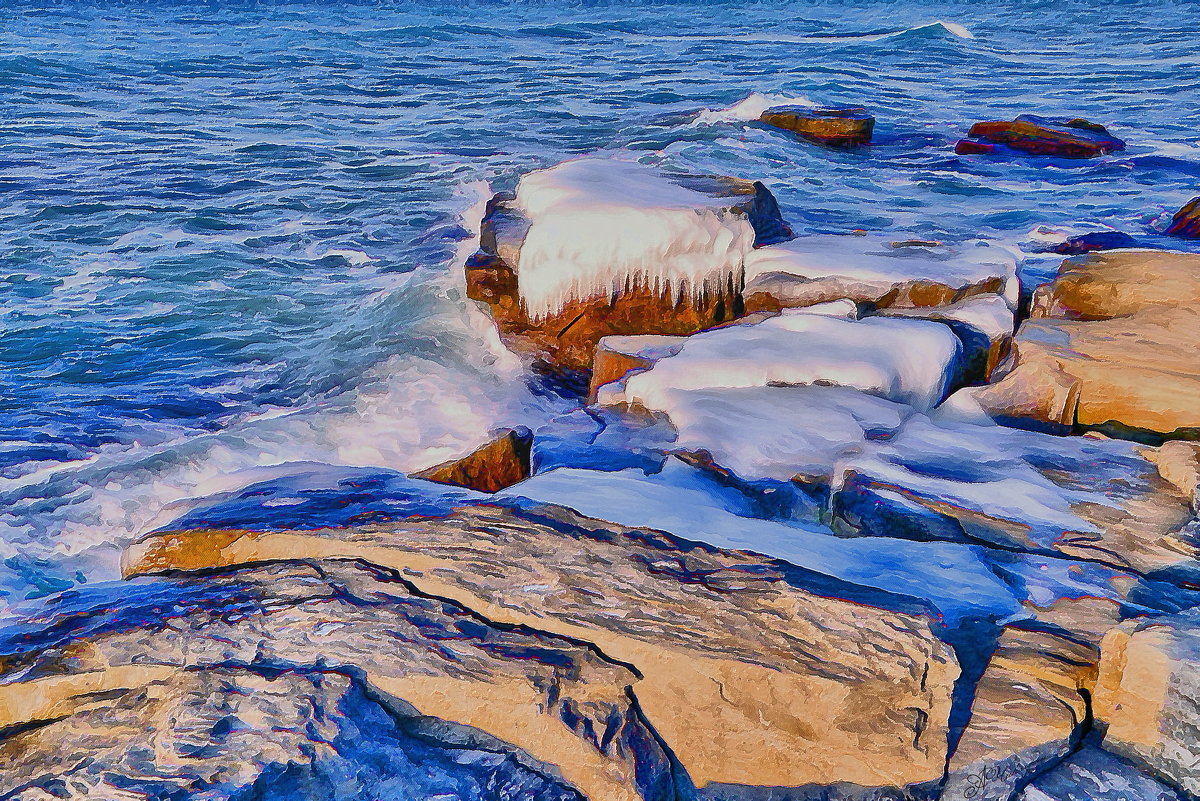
top-left (692, 91), bottom-right (817, 126)
top-left (626, 21), bottom-right (974, 48)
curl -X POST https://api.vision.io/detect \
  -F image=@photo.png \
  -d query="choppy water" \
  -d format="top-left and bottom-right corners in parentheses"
top-left (2, 0), bottom-right (1199, 603)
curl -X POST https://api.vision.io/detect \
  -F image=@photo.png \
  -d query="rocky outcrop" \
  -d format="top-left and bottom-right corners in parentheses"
top-left (970, 249), bottom-right (1200, 437)
top-left (1165, 196), bottom-right (1200, 239)
top-left (1094, 610), bottom-right (1200, 797)
top-left (124, 496), bottom-right (960, 795)
top-left (955, 116), bottom-right (1126, 159)
top-left (413, 426), bottom-right (533, 491)
top-left (741, 235), bottom-right (1016, 315)
top-left (943, 627), bottom-right (1097, 801)
top-left (465, 158), bottom-right (792, 378)
top-left (758, 106), bottom-right (875, 147)
top-left (0, 559), bottom-right (677, 801)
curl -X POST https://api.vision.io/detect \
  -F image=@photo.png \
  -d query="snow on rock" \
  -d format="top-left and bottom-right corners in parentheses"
top-left (596, 307), bottom-right (963, 412)
top-left (499, 459), bottom-right (1021, 626)
top-left (511, 158), bottom-right (759, 321)
top-left (880, 293), bottom-right (1016, 380)
top-left (743, 234), bottom-right (1019, 311)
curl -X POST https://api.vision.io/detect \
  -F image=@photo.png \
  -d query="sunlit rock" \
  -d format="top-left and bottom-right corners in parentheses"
top-left (758, 105), bottom-right (875, 147)
top-left (413, 426), bottom-right (533, 492)
top-left (955, 116), bottom-right (1126, 159)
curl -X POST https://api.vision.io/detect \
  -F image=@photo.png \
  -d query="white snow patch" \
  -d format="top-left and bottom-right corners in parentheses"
top-left (598, 309), bottom-right (962, 412)
top-left (513, 158), bottom-right (756, 320)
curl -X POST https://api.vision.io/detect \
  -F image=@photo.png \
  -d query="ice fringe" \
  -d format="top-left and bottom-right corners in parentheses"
top-left (513, 158), bottom-right (756, 321)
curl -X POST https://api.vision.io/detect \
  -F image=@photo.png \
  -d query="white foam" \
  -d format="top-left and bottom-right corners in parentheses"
top-left (513, 158), bottom-right (756, 320)
top-left (693, 91), bottom-right (817, 126)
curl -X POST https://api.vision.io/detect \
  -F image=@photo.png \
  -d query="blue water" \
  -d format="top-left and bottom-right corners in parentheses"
top-left (2, 0), bottom-right (1199, 603)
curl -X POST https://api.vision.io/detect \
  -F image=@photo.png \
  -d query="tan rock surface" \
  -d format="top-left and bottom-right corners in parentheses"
top-left (413, 426), bottom-right (533, 492)
top-left (123, 501), bottom-right (961, 793)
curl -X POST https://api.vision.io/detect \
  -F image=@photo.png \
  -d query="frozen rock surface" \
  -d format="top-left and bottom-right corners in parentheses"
top-left (742, 235), bottom-right (1017, 313)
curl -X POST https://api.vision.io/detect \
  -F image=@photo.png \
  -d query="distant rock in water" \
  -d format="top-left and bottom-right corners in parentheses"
top-left (466, 158), bottom-right (792, 379)
top-left (414, 427), bottom-right (533, 492)
top-left (1165, 195), bottom-right (1200, 238)
top-left (758, 105), bottom-right (875, 147)
top-left (1047, 230), bottom-right (1139, 254)
top-left (955, 115), bottom-right (1125, 159)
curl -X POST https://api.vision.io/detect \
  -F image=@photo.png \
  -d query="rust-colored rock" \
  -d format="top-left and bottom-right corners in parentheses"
top-left (414, 426), bottom-right (533, 492)
top-left (1165, 195), bottom-right (1200, 239)
top-left (957, 115), bottom-right (1125, 159)
top-left (758, 105), bottom-right (875, 147)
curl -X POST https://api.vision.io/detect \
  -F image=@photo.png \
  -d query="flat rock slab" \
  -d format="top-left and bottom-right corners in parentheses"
top-left (125, 491), bottom-right (960, 795)
top-left (0, 560), bottom-right (673, 801)
top-left (956, 115), bottom-right (1125, 159)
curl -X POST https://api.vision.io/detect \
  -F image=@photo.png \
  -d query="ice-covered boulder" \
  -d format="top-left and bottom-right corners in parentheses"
top-left (124, 476), bottom-right (960, 796)
top-left (742, 235), bottom-right (1018, 313)
top-left (466, 158), bottom-right (792, 377)
top-left (0, 560), bottom-right (671, 801)
top-left (972, 250), bottom-right (1200, 437)
top-left (879, 293), bottom-right (1015, 381)
top-left (596, 307), bottom-right (964, 412)
top-left (955, 115), bottom-right (1126, 159)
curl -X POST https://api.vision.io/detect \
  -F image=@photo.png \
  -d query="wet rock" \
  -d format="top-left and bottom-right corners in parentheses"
top-left (1165, 196), bottom-right (1200, 239)
top-left (125, 497), bottom-right (960, 795)
top-left (466, 159), bottom-right (792, 378)
top-left (741, 235), bottom-right (1016, 315)
top-left (413, 426), bottom-right (533, 492)
top-left (944, 627), bottom-right (1097, 801)
top-left (1094, 609), bottom-right (1200, 797)
top-left (0, 560), bottom-right (676, 801)
top-left (1047, 231), bottom-right (1139, 255)
top-left (955, 115), bottom-right (1126, 159)
top-left (972, 249), bottom-right (1200, 437)
top-left (758, 106), bottom-right (875, 147)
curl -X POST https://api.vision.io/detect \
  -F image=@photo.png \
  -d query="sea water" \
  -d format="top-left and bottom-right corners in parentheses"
top-left (1, 0), bottom-right (1199, 606)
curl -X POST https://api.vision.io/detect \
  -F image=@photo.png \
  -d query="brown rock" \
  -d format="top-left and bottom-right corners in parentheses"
top-left (1165, 196), bottom-right (1200, 239)
top-left (125, 501), bottom-right (960, 794)
top-left (1094, 610), bottom-right (1200, 797)
top-left (975, 250), bottom-right (1200, 437)
top-left (588, 335), bottom-right (685, 402)
top-left (758, 106), bottom-right (875, 147)
top-left (414, 427), bottom-right (533, 492)
top-left (958, 115), bottom-right (1125, 159)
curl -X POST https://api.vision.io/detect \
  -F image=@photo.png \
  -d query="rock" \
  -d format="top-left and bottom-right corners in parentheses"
top-left (466, 158), bottom-right (792, 378)
top-left (944, 627), bottom-right (1097, 801)
top-left (972, 250), bottom-right (1200, 437)
top-left (0, 560), bottom-right (677, 801)
top-left (1094, 609), bottom-right (1200, 797)
top-left (1146, 440), bottom-right (1200, 505)
top-left (1165, 196), bottom-right (1200, 239)
top-left (588, 335), bottom-right (685, 403)
top-left (742, 235), bottom-right (1017, 315)
top-left (758, 105), bottom-right (875, 147)
top-left (125, 492), bottom-right (960, 795)
top-left (878, 293), bottom-right (1015, 382)
top-left (1047, 231), bottom-right (1139, 255)
top-left (1016, 745), bottom-right (1185, 801)
top-left (595, 307), bottom-right (964, 413)
top-left (956, 115), bottom-right (1126, 159)
top-left (413, 426), bottom-right (533, 492)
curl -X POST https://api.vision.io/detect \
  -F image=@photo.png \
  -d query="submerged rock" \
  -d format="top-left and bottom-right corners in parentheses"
top-left (955, 115), bottom-right (1125, 159)
top-left (758, 105), bottom-right (875, 147)
top-left (0, 560), bottom-right (675, 801)
top-left (466, 158), bottom-right (792, 377)
top-left (413, 426), bottom-right (533, 492)
top-left (1165, 196), bottom-right (1200, 239)
top-left (1046, 230), bottom-right (1139, 255)
top-left (972, 249), bottom-right (1200, 437)
top-left (125, 495), bottom-right (960, 795)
